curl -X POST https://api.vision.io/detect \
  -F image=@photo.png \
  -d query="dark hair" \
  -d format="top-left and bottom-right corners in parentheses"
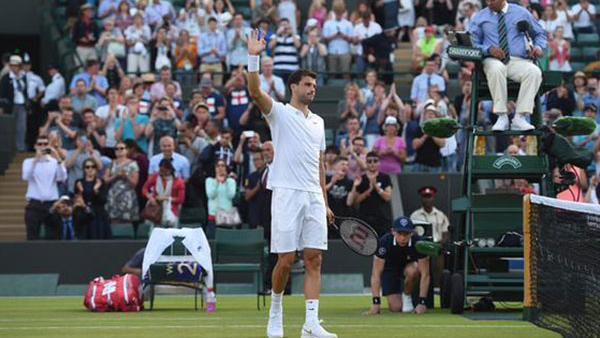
top-left (107, 86), bottom-right (119, 94)
top-left (124, 138), bottom-right (145, 155)
top-left (221, 127), bottom-right (233, 136)
top-left (325, 145), bottom-right (339, 155)
top-left (352, 136), bottom-right (365, 144)
top-left (82, 107), bottom-right (95, 115)
top-left (83, 158), bottom-right (97, 168)
top-left (160, 65), bottom-right (170, 72)
top-left (257, 18), bottom-right (270, 26)
top-left (86, 59), bottom-right (99, 68)
top-left (287, 69), bottom-right (317, 95)
top-left (334, 156), bottom-right (349, 164)
top-left (132, 82), bottom-right (144, 91)
top-left (279, 17), bottom-right (289, 23)
top-left (374, 81), bottom-right (386, 89)
top-left (159, 158), bottom-right (175, 174)
top-left (208, 17), bottom-right (217, 23)
top-left (361, 10), bottom-right (371, 20)
top-left (366, 151), bottom-right (379, 159)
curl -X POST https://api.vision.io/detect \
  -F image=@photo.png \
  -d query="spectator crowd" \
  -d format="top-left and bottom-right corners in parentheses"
top-left (3, 0), bottom-right (600, 240)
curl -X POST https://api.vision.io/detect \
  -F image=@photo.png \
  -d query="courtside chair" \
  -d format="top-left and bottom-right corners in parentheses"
top-left (213, 228), bottom-right (266, 310)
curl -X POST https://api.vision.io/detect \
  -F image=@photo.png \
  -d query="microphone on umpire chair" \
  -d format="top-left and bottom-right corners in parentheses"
top-left (517, 20), bottom-right (534, 54)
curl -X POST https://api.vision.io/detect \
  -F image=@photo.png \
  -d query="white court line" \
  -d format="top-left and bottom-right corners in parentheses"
top-left (0, 324), bottom-right (535, 330)
top-left (0, 317), bottom-right (225, 322)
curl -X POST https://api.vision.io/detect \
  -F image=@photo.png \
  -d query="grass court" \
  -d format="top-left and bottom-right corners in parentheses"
top-left (0, 295), bottom-right (561, 338)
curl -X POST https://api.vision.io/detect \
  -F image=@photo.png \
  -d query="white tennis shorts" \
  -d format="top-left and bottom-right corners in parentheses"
top-left (270, 187), bottom-right (328, 253)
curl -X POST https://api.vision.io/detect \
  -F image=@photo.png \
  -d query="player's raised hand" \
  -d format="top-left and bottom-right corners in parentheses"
top-left (248, 30), bottom-right (266, 56)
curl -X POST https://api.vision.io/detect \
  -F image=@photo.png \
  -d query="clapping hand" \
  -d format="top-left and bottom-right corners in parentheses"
top-left (353, 176), bottom-right (362, 188)
top-left (93, 179), bottom-right (102, 192)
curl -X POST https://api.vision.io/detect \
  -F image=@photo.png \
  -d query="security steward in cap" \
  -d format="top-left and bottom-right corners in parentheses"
top-left (366, 216), bottom-right (431, 315)
top-left (410, 186), bottom-right (450, 288)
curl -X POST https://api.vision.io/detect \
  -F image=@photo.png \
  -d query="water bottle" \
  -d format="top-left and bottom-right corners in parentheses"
top-left (206, 288), bottom-right (216, 313)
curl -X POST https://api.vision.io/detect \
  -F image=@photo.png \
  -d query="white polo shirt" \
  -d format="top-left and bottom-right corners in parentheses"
top-left (265, 100), bottom-right (325, 193)
top-left (410, 207), bottom-right (450, 243)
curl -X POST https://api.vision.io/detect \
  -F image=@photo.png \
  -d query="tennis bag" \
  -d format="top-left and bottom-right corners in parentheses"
top-left (84, 274), bottom-right (143, 312)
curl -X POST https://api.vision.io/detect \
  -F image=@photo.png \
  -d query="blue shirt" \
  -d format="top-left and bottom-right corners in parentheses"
top-left (148, 152), bottom-right (191, 180)
top-left (198, 30), bottom-right (227, 64)
top-left (410, 73), bottom-right (446, 104)
top-left (583, 95), bottom-right (600, 122)
top-left (469, 3), bottom-right (547, 59)
top-left (69, 72), bottom-right (109, 106)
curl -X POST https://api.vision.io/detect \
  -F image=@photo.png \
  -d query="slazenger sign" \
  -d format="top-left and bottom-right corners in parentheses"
top-left (492, 156), bottom-right (522, 169)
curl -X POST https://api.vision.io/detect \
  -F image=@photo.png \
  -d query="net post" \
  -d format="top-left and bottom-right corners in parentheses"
top-left (522, 194), bottom-right (537, 321)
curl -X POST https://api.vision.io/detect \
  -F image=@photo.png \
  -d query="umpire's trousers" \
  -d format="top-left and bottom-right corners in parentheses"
top-left (483, 56), bottom-right (542, 115)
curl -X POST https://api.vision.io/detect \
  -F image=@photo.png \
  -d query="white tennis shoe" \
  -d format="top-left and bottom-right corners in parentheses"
top-left (492, 114), bottom-right (510, 132)
top-left (511, 113), bottom-right (535, 131)
top-left (267, 308), bottom-right (283, 338)
top-left (402, 293), bottom-right (414, 313)
top-left (301, 322), bottom-right (337, 338)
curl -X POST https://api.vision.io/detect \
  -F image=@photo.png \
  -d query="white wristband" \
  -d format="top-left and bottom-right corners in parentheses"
top-left (247, 54), bottom-right (260, 73)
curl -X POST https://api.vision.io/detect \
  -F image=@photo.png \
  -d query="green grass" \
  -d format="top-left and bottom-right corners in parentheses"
top-left (0, 296), bottom-right (560, 338)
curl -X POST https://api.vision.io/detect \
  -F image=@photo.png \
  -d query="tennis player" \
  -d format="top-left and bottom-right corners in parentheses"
top-left (246, 30), bottom-right (337, 338)
top-left (367, 216), bottom-right (431, 315)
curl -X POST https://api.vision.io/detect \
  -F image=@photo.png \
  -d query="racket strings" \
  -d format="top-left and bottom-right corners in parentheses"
top-left (338, 219), bottom-right (378, 255)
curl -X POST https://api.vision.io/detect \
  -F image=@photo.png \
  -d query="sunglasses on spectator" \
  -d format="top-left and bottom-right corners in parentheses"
top-left (84, 165), bottom-right (96, 169)
top-left (116, 147), bottom-right (126, 150)
top-left (36, 142), bottom-right (48, 146)
top-left (366, 158), bottom-right (379, 163)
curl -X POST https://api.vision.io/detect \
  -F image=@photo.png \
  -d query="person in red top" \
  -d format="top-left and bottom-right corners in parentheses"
top-left (142, 158), bottom-right (185, 227)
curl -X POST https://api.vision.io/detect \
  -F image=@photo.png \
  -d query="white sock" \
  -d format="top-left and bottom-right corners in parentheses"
top-left (270, 291), bottom-right (283, 314)
top-left (305, 299), bottom-right (319, 325)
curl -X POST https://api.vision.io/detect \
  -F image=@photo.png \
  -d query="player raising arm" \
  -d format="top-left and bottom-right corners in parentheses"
top-left (368, 217), bottom-right (431, 315)
top-left (246, 30), bottom-right (337, 338)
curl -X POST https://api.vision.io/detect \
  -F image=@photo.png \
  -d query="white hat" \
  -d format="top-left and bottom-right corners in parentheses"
top-left (384, 116), bottom-right (398, 125)
top-left (305, 18), bottom-right (318, 31)
top-left (9, 55), bottom-right (22, 65)
top-left (424, 101), bottom-right (438, 113)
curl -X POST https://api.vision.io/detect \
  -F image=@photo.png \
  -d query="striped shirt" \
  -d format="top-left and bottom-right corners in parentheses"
top-left (273, 35), bottom-right (300, 72)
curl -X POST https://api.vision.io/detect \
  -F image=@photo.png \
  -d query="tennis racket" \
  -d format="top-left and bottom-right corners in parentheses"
top-left (330, 216), bottom-right (379, 256)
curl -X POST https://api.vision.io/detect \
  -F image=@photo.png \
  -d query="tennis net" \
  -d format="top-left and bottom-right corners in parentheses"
top-left (523, 194), bottom-right (600, 338)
